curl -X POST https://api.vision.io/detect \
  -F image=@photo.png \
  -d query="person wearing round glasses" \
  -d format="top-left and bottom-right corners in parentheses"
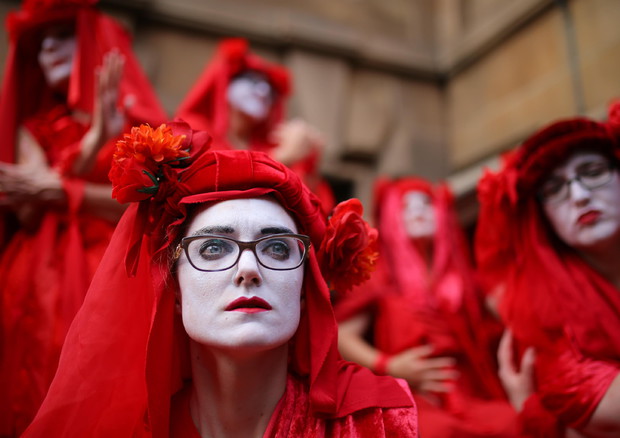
top-left (23, 122), bottom-right (418, 437)
top-left (475, 103), bottom-right (620, 436)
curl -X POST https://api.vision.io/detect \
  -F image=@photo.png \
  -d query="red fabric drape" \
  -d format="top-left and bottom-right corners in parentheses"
top-left (335, 177), bottom-right (517, 438)
top-left (475, 106), bottom-right (620, 431)
top-left (0, 1), bottom-right (167, 434)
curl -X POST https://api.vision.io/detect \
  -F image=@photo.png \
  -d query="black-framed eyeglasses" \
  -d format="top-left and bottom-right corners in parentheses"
top-left (174, 233), bottom-right (311, 272)
top-left (538, 161), bottom-right (615, 204)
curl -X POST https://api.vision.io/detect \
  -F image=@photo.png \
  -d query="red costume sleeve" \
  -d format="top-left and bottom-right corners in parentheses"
top-left (536, 335), bottom-right (620, 429)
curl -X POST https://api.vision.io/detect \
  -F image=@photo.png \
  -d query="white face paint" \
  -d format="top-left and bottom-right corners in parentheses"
top-left (176, 198), bottom-right (304, 353)
top-left (541, 151), bottom-right (620, 252)
top-left (37, 24), bottom-right (76, 90)
top-left (227, 73), bottom-right (274, 121)
top-left (402, 191), bottom-right (436, 240)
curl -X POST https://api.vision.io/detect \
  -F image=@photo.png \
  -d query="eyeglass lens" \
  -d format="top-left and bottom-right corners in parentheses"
top-left (185, 235), bottom-right (307, 271)
top-left (539, 161), bottom-right (613, 203)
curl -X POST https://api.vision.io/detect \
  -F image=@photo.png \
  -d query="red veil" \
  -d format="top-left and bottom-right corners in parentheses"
top-left (475, 104), bottom-right (620, 429)
top-left (23, 122), bottom-right (414, 437)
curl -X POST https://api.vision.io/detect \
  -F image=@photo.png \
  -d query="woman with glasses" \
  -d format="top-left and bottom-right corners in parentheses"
top-left (23, 121), bottom-right (418, 437)
top-left (476, 103), bottom-right (620, 437)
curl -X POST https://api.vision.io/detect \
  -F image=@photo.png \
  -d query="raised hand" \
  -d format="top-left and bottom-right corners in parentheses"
top-left (74, 49), bottom-right (128, 175)
top-left (270, 118), bottom-right (323, 166)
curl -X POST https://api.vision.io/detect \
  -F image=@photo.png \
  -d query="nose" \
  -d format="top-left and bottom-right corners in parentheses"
top-left (568, 178), bottom-right (591, 205)
top-left (233, 249), bottom-right (262, 287)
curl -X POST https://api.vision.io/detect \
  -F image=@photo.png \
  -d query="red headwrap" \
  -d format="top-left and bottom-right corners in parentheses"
top-left (475, 102), bottom-right (620, 425)
top-left (23, 121), bottom-right (412, 437)
top-left (0, 0), bottom-right (167, 164)
top-left (175, 38), bottom-right (291, 152)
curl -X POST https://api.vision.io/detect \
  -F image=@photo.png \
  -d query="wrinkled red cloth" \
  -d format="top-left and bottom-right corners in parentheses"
top-left (171, 373), bottom-right (418, 437)
top-left (23, 141), bottom-right (416, 437)
top-left (335, 177), bottom-right (518, 438)
top-left (0, 1), bottom-right (166, 435)
top-left (175, 37), bottom-right (335, 213)
top-left (0, 105), bottom-right (116, 436)
top-left (475, 106), bottom-right (620, 432)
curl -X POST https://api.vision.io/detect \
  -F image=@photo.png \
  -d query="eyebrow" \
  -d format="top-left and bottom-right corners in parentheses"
top-left (191, 226), bottom-right (234, 236)
top-left (191, 225), bottom-right (294, 237)
top-left (261, 226), bottom-right (294, 235)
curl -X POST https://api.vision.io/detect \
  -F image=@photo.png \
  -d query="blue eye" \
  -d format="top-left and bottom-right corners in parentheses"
top-left (260, 239), bottom-right (291, 261)
top-left (198, 239), bottom-right (234, 260)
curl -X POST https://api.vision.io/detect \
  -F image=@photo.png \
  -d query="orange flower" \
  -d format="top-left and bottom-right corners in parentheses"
top-left (110, 124), bottom-right (189, 203)
top-left (113, 124), bottom-right (188, 165)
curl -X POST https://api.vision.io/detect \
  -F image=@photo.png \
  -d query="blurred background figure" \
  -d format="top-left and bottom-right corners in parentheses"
top-left (476, 102), bottom-right (620, 437)
top-left (0, 0), bottom-right (166, 435)
top-left (175, 38), bottom-right (335, 213)
top-left (335, 177), bottom-right (518, 437)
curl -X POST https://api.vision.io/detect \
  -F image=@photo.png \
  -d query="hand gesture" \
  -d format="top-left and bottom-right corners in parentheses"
top-left (270, 118), bottom-right (323, 166)
top-left (75, 49), bottom-right (128, 174)
top-left (387, 344), bottom-right (459, 395)
top-left (497, 329), bottom-right (535, 411)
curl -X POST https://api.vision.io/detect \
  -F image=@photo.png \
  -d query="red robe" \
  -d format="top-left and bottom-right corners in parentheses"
top-left (335, 178), bottom-right (518, 438)
top-left (170, 373), bottom-right (419, 437)
top-left (0, 4), bottom-right (167, 434)
top-left (0, 105), bottom-right (117, 435)
top-left (475, 113), bottom-right (620, 435)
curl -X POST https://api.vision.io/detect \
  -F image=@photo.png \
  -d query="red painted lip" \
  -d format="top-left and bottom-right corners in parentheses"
top-left (577, 210), bottom-right (601, 225)
top-left (225, 296), bottom-right (272, 312)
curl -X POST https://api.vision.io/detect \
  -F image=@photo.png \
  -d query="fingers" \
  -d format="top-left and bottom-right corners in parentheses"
top-left (497, 329), bottom-right (515, 372)
top-left (407, 344), bottom-right (435, 358)
top-left (520, 347), bottom-right (536, 376)
top-left (99, 49), bottom-right (125, 92)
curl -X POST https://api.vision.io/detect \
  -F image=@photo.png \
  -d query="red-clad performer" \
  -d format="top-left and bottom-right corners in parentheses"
top-left (176, 37), bottom-right (335, 213)
top-left (476, 103), bottom-right (620, 437)
top-left (335, 177), bottom-right (519, 437)
top-left (23, 121), bottom-right (418, 437)
top-left (0, 0), bottom-right (166, 435)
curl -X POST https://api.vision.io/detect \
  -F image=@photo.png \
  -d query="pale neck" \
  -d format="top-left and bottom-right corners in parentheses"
top-left (188, 341), bottom-right (288, 438)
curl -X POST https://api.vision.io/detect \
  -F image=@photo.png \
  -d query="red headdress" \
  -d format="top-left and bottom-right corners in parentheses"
top-left (0, 0), bottom-right (166, 164)
top-left (475, 103), bottom-right (620, 425)
top-left (175, 38), bottom-right (291, 152)
top-left (23, 121), bottom-right (412, 437)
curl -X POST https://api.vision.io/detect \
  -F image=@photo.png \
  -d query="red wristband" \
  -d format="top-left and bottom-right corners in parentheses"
top-left (373, 352), bottom-right (391, 375)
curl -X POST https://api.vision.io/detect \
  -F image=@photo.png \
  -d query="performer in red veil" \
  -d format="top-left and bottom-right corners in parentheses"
top-left (335, 177), bottom-right (518, 437)
top-left (0, 0), bottom-right (166, 434)
top-left (476, 103), bottom-right (620, 436)
top-left (176, 37), bottom-right (335, 213)
top-left (23, 121), bottom-right (418, 437)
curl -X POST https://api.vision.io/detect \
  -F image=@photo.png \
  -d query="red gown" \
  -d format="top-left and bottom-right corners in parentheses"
top-left (170, 373), bottom-right (419, 437)
top-left (0, 3), bottom-right (167, 434)
top-left (0, 104), bottom-right (117, 434)
top-left (335, 178), bottom-right (518, 438)
top-left (475, 109), bottom-right (620, 435)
